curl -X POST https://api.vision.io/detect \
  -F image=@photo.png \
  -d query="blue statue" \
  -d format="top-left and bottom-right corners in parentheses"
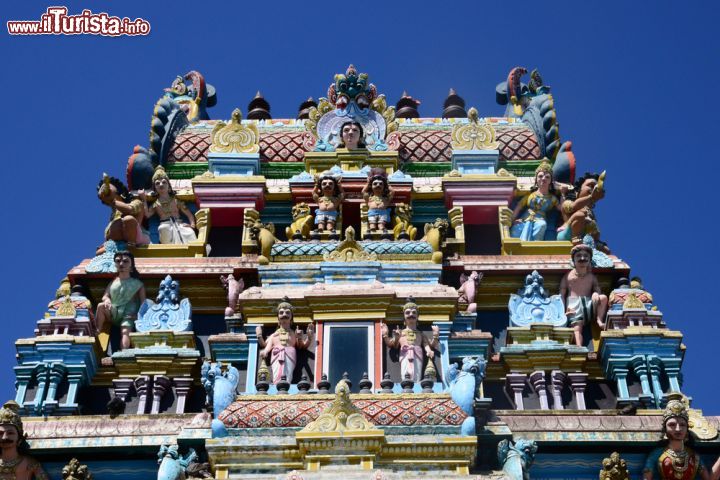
top-left (497, 438), bottom-right (538, 480)
top-left (201, 361), bottom-right (239, 438)
top-left (445, 356), bottom-right (486, 436)
top-left (508, 270), bottom-right (567, 327)
top-left (136, 275), bottom-right (192, 332)
top-left (157, 444), bottom-right (197, 480)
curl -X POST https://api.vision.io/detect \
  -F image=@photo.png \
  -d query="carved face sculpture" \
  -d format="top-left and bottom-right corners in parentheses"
top-left (277, 306), bottom-right (293, 330)
top-left (98, 183), bottom-right (117, 205)
top-left (579, 177), bottom-right (598, 198)
top-left (535, 170), bottom-right (552, 192)
top-left (154, 176), bottom-right (170, 196)
top-left (113, 253), bottom-right (133, 275)
top-left (371, 178), bottom-right (386, 195)
top-left (0, 424), bottom-right (19, 452)
top-left (665, 416), bottom-right (689, 443)
top-left (572, 248), bottom-right (591, 271)
top-left (341, 123), bottom-right (361, 150)
top-left (403, 306), bottom-right (418, 330)
top-left (320, 177), bottom-right (336, 196)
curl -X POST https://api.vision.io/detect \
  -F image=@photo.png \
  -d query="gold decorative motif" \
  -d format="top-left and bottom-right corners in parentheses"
top-left (372, 95), bottom-right (399, 135)
top-left (257, 358), bottom-right (271, 381)
top-left (277, 327), bottom-right (289, 347)
top-left (323, 226), bottom-right (378, 262)
top-left (424, 360), bottom-right (437, 381)
top-left (62, 458), bottom-right (93, 480)
top-left (622, 293), bottom-right (645, 310)
top-left (55, 278), bottom-right (71, 299)
top-left (599, 452), bottom-right (629, 480)
top-left (55, 297), bottom-right (77, 317)
top-left (496, 168), bottom-right (511, 177)
top-left (209, 108), bottom-right (260, 154)
top-left (305, 98), bottom-right (335, 138)
top-left (300, 380), bottom-right (377, 433)
top-left (450, 107), bottom-right (499, 151)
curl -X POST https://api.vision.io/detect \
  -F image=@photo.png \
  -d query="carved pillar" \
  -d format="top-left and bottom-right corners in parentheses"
top-left (567, 372), bottom-right (588, 410)
top-left (550, 370), bottom-right (566, 410)
top-left (506, 373), bottom-right (527, 410)
top-left (134, 375), bottom-right (151, 414)
top-left (174, 378), bottom-right (193, 414)
top-left (151, 375), bottom-right (172, 414)
top-left (662, 358), bottom-right (683, 393)
top-left (613, 366), bottom-right (631, 401)
top-left (630, 356), bottom-right (653, 401)
top-left (647, 356), bottom-right (664, 408)
top-left (14, 367), bottom-right (35, 408)
top-left (112, 378), bottom-right (134, 402)
top-left (434, 321), bottom-right (453, 389)
top-left (32, 363), bottom-right (50, 415)
top-left (63, 370), bottom-right (84, 411)
top-left (530, 371), bottom-right (549, 410)
top-left (244, 324), bottom-right (261, 394)
top-left (43, 363), bottom-right (67, 413)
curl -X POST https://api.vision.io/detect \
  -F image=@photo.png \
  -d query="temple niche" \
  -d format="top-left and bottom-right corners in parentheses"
top-left (9, 65), bottom-right (717, 480)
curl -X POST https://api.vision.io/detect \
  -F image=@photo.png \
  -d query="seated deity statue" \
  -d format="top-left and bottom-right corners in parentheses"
top-left (510, 161), bottom-right (562, 241)
top-left (556, 171), bottom-right (610, 253)
top-left (644, 397), bottom-right (720, 480)
top-left (139, 166), bottom-right (197, 245)
top-left (382, 297), bottom-right (439, 382)
top-left (95, 251), bottom-right (146, 351)
top-left (97, 174), bottom-right (151, 249)
top-left (559, 244), bottom-right (608, 346)
top-left (0, 401), bottom-right (48, 480)
top-left (363, 167), bottom-right (395, 233)
top-left (256, 298), bottom-right (314, 384)
top-left (312, 171), bottom-right (344, 233)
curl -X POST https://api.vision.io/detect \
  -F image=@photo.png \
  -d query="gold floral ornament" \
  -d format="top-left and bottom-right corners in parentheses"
top-left (304, 98), bottom-right (335, 138)
top-left (371, 95), bottom-right (398, 135)
top-left (450, 107), bottom-right (499, 151)
top-left (300, 380), bottom-right (377, 433)
top-left (55, 297), bottom-right (77, 317)
top-left (209, 108), bottom-right (260, 154)
top-left (622, 293), bottom-right (645, 310)
top-left (323, 226), bottom-right (378, 262)
top-left (599, 452), bottom-right (629, 480)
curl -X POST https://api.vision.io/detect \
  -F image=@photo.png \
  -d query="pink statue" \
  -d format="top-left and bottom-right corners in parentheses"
top-left (458, 271), bottom-right (483, 313)
top-left (312, 172), bottom-right (344, 233)
top-left (362, 168), bottom-right (395, 232)
top-left (559, 244), bottom-right (608, 346)
top-left (256, 298), bottom-right (315, 384)
top-left (382, 297), bottom-right (439, 382)
top-left (0, 401), bottom-right (48, 480)
top-left (220, 275), bottom-right (244, 317)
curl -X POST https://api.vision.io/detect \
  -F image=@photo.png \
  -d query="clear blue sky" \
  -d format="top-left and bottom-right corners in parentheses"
top-left (2, 1), bottom-right (718, 412)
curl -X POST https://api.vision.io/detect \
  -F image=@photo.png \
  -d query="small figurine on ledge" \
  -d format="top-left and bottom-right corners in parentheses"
top-left (643, 396), bottom-right (720, 480)
top-left (312, 171), bottom-right (344, 234)
top-left (337, 120), bottom-right (365, 150)
top-left (382, 297), bottom-right (439, 382)
top-left (363, 167), bottom-right (394, 234)
top-left (0, 401), bottom-right (48, 480)
top-left (557, 171), bottom-right (609, 253)
top-left (559, 244), bottom-right (608, 346)
top-left (97, 174), bottom-right (150, 249)
top-left (95, 251), bottom-right (146, 351)
top-left (510, 161), bottom-right (562, 241)
top-left (139, 166), bottom-right (196, 245)
top-left (256, 298), bottom-right (315, 384)
top-left (458, 271), bottom-right (483, 313)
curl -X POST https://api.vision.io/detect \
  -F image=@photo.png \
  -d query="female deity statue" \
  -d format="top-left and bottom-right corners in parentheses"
top-left (337, 120), bottom-right (365, 150)
top-left (139, 166), bottom-right (197, 244)
top-left (510, 161), bottom-right (562, 241)
top-left (643, 397), bottom-right (720, 480)
top-left (363, 168), bottom-right (394, 233)
top-left (312, 171), bottom-right (344, 233)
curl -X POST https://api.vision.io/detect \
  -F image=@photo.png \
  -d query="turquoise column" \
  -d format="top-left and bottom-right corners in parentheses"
top-left (244, 324), bottom-right (261, 393)
top-left (435, 321), bottom-right (453, 390)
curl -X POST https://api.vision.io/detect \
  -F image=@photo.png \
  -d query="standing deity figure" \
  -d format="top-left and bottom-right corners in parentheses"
top-left (97, 174), bottom-right (151, 249)
top-left (559, 244), bottom-right (608, 346)
top-left (458, 271), bottom-right (483, 313)
top-left (556, 171), bottom-right (609, 252)
top-left (363, 167), bottom-right (395, 233)
top-left (312, 171), bottom-right (344, 232)
top-left (510, 161), bottom-right (562, 241)
top-left (256, 298), bottom-right (315, 384)
top-left (0, 401), bottom-right (48, 480)
top-left (95, 251), bottom-right (146, 351)
top-left (382, 297), bottom-right (440, 382)
top-left (337, 120), bottom-right (365, 150)
top-left (139, 166), bottom-right (197, 244)
top-left (643, 398), bottom-right (720, 480)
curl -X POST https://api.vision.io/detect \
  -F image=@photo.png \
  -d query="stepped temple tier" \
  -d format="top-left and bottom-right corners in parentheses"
top-left (10, 66), bottom-right (720, 479)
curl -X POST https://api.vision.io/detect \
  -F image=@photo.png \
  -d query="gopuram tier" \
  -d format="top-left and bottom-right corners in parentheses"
top-left (8, 66), bottom-right (719, 480)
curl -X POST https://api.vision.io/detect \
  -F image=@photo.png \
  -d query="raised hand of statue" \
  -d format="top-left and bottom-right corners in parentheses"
top-left (137, 189), bottom-right (147, 201)
top-left (306, 323), bottom-right (315, 335)
top-left (393, 326), bottom-right (401, 343)
top-left (381, 322), bottom-right (389, 337)
top-left (255, 325), bottom-right (263, 337)
top-left (591, 185), bottom-right (605, 201)
top-left (431, 325), bottom-right (440, 336)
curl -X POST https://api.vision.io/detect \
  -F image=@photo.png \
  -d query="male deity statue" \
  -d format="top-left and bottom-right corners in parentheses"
top-left (96, 174), bottom-right (151, 249)
top-left (643, 397), bottom-right (720, 480)
top-left (256, 298), bottom-right (315, 384)
top-left (337, 120), bottom-right (365, 150)
top-left (95, 250), bottom-right (146, 351)
top-left (312, 172), bottom-right (344, 233)
top-left (559, 244), bottom-right (608, 346)
top-left (382, 297), bottom-right (440, 382)
top-left (362, 168), bottom-right (394, 233)
top-left (0, 401), bottom-right (48, 480)
top-left (556, 171), bottom-right (609, 252)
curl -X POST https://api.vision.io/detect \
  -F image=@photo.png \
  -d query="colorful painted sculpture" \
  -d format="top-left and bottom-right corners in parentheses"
top-left (559, 244), bottom-right (608, 346)
top-left (157, 445), bottom-right (199, 480)
top-left (557, 171), bottom-right (609, 252)
top-left (94, 250), bottom-right (146, 351)
top-left (97, 174), bottom-right (150, 249)
top-left (140, 166), bottom-right (196, 245)
top-left (0, 401), bottom-right (48, 480)
top-left (220, 275), bottom-right (244, 318)
top-left (458, 271), bottom-right (483, 313)
top-left (337, 120), bottom-right (365, 150)
top-left (256, 298), bottom-right (315, 384)
top-left (509, 270), bottom-right (566, 327)
top-left (381, 297), bottom-right (439, 382)
top-left (446, 356), bottom-right (486, 435)
top-left (363, 168), bottom-right (395, 233)
top-left (510, 161), bottom-right (562, 241)
top-left (200, 361), bottom-right (239, 437)
top-left (285, 203), bottom-right (313, 240)
top-left (312, 171), bottom-right (344, 233)
top-left (600, 452), bottom-right (630, 480)
top-left (643, 398), bottom-right (720, 480)
top-left (136, 275), bottom-right (192, 332)
top-left (497, 438), bottom-right (538, 480)
top-left (61, 458), bottom-right (92, 480)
